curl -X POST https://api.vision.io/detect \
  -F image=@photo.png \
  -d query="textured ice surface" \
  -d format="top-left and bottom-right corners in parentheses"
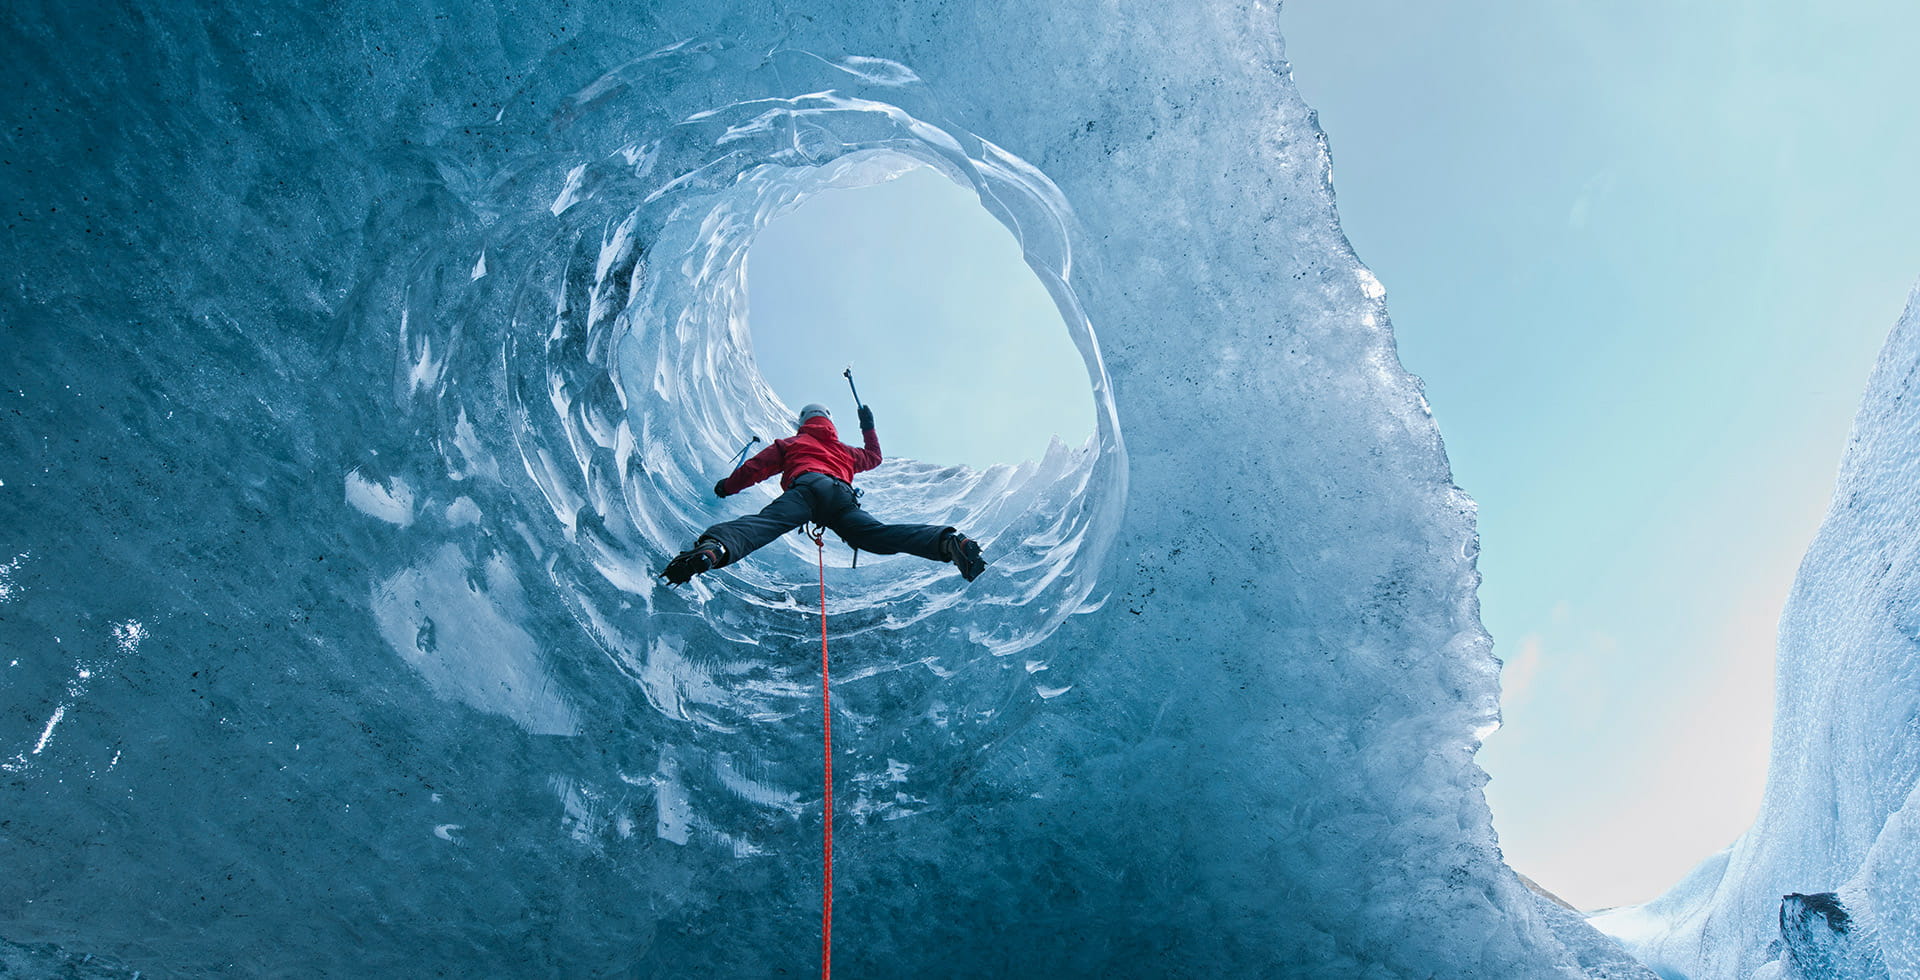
top-left (1593, 296), bottom-right (1920, 980)
top-left (1, 1), bottom-right (1646, 976)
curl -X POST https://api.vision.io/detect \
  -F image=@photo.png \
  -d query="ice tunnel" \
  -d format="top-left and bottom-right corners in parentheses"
top-left (0, 0), bottom-right (1715, 976)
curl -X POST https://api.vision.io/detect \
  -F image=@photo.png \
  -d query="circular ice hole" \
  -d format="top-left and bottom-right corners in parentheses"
top-left (607, 129), bottom-right (1121, 644)
top-left (744, 165), bottom-right (1095, 468)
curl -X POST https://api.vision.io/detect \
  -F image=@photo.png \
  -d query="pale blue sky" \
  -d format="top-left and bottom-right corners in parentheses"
top-left (748, 0), bottom-right (1920, 913)
top-left (1280, 0), bottom-right (1920, 909)
top-left (746, 167), bottom-right (1093, 468)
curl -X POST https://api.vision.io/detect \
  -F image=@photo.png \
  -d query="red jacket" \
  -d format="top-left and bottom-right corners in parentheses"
top-left (718, 416), bottom-right (881, 495)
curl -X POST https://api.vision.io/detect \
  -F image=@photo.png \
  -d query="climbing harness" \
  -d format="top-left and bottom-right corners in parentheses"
top-left (807, 523), bottom-right (834, 979)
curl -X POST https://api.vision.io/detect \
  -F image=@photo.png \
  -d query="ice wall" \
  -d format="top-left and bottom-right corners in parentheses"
top-left (1594, 295), bottom-right (1920, 979)
top-left (1, 1), bottom-right (1645, 976)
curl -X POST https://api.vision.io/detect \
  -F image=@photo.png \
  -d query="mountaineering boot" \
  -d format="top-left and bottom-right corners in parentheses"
top-left (940, 531), bottom-right (987, 582)
top-left (663, 540), bottom-right (727, 585)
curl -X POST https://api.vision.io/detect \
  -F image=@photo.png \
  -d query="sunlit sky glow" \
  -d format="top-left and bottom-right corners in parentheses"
top-left (746, 165), bottom-right (1091, 469)
top-left (1281, 0), bottom-right (1920, 909)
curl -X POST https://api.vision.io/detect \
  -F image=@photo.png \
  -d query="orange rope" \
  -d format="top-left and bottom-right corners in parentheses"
top-left (813, 529), bottom-right (833, 979)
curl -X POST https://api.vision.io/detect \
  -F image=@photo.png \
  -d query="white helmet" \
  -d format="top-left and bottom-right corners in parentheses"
top-left (797, 403), bottom-right (832, 425)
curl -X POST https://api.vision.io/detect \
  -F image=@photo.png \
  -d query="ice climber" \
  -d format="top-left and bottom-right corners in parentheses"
top-left (662, 402), bottom-right (989, 585)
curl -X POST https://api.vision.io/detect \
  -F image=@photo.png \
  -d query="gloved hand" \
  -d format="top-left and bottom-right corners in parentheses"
top-left (713, 479), bottom-right (730, 498)
top-left (857, 405), bottom-right (875, 431)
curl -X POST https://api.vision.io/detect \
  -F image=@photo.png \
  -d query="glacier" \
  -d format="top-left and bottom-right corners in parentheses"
top-left (1593, 297), bottom-right (1920, 980)
top-left (12, 0), bottom-right (1890, 976)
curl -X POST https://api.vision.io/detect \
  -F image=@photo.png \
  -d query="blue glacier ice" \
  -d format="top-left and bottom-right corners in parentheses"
top-left (1593, 297), bottom-right (1920, 980)
top-left (0, 0), bottom-right (1706, 976)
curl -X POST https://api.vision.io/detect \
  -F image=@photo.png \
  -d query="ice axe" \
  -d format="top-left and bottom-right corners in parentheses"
top-left (842, 366), bottom-right (865, 411)
top-left (726, 435), bottom-right (761, 471)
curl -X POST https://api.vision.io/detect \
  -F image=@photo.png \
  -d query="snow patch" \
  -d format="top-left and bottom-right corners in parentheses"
top-left (111, 620), bottom-right (148, 654)
top-left (0, 553), bottom-right (26, 603)
top-left (345, 470), bottom-right (416, 527)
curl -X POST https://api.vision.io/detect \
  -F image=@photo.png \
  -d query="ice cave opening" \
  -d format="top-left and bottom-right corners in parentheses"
top-left (589, 123), bottom-right (1126, 649)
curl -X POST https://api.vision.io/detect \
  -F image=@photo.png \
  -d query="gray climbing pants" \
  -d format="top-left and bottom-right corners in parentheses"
top-left (699, 472), bottom-right (952, 568)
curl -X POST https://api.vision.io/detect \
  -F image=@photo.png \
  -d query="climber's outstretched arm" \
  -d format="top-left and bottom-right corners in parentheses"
top-left (716, 442), bottom-right (785, 497)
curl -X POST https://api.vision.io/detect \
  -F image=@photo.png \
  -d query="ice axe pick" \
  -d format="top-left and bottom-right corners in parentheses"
top-left (727, 435), bottom-right (761, 471)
